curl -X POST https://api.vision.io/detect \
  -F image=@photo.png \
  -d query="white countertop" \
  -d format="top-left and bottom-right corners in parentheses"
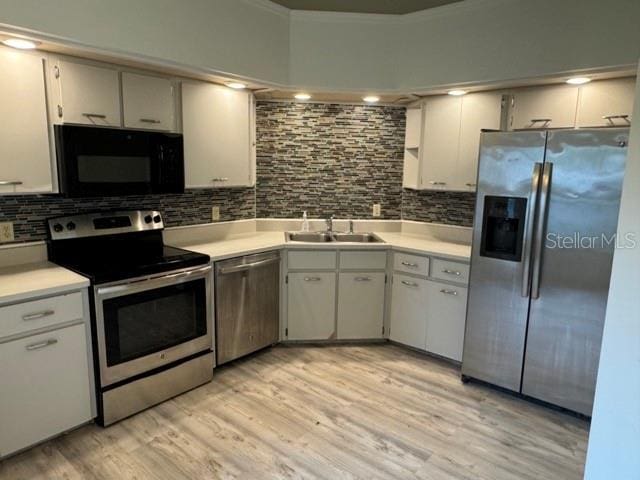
top-left (0, 261), bottom-right (90, 306)
top-left (179, 231), bottom-right (471, 263)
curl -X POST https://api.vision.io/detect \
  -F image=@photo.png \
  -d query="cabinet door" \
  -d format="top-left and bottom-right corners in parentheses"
top-left (0, 48), bottom-right (53, 193)
top-left (425, 281), bottom-right (468, 362)
top-left (419, 96), bottom-right (462, 190)
top-left (122, 72), bottom-right (175, 131)
top-left (456, 92), bottom-right (503, 191)
top-left (510, 84), bottom-right (578, 129)
top-left (389, 274), bottom-right (427, 350)
top-left (337, 273), bottom-right (385, 339)
top-left (576, 77), bottom-right (636, 127)
top-left (0, 324), bottom-right (93, 457)
top-left (57, 60), bottom-right (121, 127)
top-left (182, 82), bottom-right (253, 188)
top-left (403, 106), bottom-right (422, 189)
top-left (287, 273), bottom-right (336, 340)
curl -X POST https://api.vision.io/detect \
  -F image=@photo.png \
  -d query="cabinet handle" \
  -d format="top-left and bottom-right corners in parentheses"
top-left (401, 280), bottom-right (419, 287)
top-left (0, 180), bottom-right (23, 186)
top-left (25, 338), bottom-right (58, 351)
top-left (401, 261), bottom-right (418, 268)
top-left (530, 118), bottom-right (551, 124)
top-left (212, 178), bottom-right (229, 182)
top-left (140, 118), bottom-right (161, 124)
top-left (22, 310), bottom-right (55, 321)
top-left (429, 181), bottom-right (447, 185)
top-left (82, 113), bottom-right (107, 119)
top-left (442, 269), bottom-right (461, 276)
top-left (304, 277), bottom-right (322, 282)
top-left (354, 276), bottom-right (372, 282)
top-left (440, 289), bottom-right (458, 296)
top-left (602, 114), bottom-right (630, 122)
top-left (465, 182), bottom-right (476, 187)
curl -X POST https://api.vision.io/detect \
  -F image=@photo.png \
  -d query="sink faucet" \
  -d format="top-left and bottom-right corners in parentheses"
top-left (325, 215), bottom-right (334, 233)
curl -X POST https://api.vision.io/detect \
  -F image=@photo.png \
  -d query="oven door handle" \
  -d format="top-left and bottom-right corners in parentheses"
top-left (96, 265), bottom-right (212, 298)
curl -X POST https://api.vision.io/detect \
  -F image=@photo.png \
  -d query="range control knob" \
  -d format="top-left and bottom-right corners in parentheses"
top-left (144, 215), bottom-right (153, 224)
top-left (66, 221), bottom-right (76, 231)
top-left (53, 223), bottom-right (64, 233)
top-left (153, 215), bottom-right (162, 223)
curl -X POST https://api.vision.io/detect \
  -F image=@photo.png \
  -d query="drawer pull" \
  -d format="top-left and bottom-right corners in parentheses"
top-left (0, 180), bottom-right (23, 186)
top-left (140, 118), bottom-right (161, 124)
top-left (82, 113), bottom-right (107, 119)
top-left (530, 118), bottom-right (551, 124)
top-left (401, 280), bottom-right (419, 287)
top-left (429, 181), bottom-right (447, 186)
top-left (354, 276), bottom-right (372, 282)
top-left (401, 261), bottom-right (418, 268)
top-left (22, 310), bottom-right (55, 321)
top-left (440, 289), bottom-right (458, 296)
top-left (25, 338), bottom-right (58, 351)
top-left (212, 177), bottom-right (229, 182)
top-left (304, 277), bottom-right (322, 282)
top-left (602, 114), bottom-right (630, 121)
top-left (442, 269), bottom-right (461, 276)
top-left (465, 182), bottom-right (476, 187)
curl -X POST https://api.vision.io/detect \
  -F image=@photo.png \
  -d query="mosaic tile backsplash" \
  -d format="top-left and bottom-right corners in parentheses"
top-left (255, 102), bottom-right (405, 219)
top-left (0, 188), bottom-right (255, 243)
top-left (402, 189), bottom-right (476, 227)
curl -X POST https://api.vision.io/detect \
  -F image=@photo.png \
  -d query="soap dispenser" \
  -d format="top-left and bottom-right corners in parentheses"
top-left (301, 211), bottom-right (309, 232)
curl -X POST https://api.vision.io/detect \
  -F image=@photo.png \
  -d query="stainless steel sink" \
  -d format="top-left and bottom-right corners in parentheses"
top-left (286, 232), bottom-right (334, 242)
top-left (285, 232), bottom-right (384, 243)
top-left (332, 233), bottom-right (383, 243)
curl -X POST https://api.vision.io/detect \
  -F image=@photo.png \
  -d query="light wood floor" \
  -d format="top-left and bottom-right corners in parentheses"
top-left (0, 344), bottom-right (589, 479)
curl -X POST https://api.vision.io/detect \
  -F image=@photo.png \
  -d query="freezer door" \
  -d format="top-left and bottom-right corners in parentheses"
top-left (522, 128), bottom-right (628, 415)
top-left (462, 131), bottom-right (547, 391)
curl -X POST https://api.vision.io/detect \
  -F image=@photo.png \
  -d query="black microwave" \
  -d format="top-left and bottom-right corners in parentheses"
top-left (55, 125), bottom-right (184, 197)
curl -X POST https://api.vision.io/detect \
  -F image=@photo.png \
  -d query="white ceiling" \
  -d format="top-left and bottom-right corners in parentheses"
top-left (268, 0), bottom-right (464, 15)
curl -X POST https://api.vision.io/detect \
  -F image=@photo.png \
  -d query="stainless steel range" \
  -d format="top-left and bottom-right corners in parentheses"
top-left (47, 210), bottom-right (213, 426)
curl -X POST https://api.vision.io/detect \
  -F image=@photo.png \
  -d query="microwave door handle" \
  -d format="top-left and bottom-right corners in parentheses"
top-left (521, 162), bottom-right (543, 297)
top-left (531, 162), bottom-right (553, 300)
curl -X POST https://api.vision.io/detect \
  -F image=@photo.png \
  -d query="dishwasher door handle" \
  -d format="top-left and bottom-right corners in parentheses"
top-left (218, 257), bottom-right (280, 275)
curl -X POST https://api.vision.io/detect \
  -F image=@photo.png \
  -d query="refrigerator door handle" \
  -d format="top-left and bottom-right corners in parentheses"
top-left (521, 162), bottom-right (543, 297)
top-left (531, 162), bottom-right (553, 299)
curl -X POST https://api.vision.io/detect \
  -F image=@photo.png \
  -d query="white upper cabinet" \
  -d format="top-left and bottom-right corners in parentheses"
top-left (510, 84), bottom-right (579, 129)
top-left (0, 47), bottom-right (53, 194)
top-left (419, 95), bottom-right (462, 190)
top-left (182, 81), bottom-right (255, 188)
top-left (55, 60), bottom-right (122, 127)
top-left (576, 77), bottom-right (636, 127)
top-left (122, 72), bottom-right (175, 131)
top-left (456, 92), bottom-right (503, 191)
top-left (402, 106), bottom-right (422, 189)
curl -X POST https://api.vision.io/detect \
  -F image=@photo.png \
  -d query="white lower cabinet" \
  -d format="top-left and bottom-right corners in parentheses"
top-left (424, 281), bottom-right (468, 362)
top-left (337, 272), bottom-right (385, 339)
top-left (389, 274), bottom-right (428, 350)
top-left (0, 323), bottom-right (93, 457)
top-left (287, 272), bottom-right (336, 340)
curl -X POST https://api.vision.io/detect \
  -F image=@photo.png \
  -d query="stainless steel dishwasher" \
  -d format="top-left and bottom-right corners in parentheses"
top-left (215, 251), bottom-right (280, 365)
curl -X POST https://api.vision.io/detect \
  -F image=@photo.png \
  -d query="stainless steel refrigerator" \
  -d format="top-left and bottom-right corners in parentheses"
top-left (462, 128), bottom-right (629, 416)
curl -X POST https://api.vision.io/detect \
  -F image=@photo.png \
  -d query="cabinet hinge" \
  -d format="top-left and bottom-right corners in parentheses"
top-left (385, 274), bottom-right (388, 284)
top-left (285, 328), bottom-right (288, 337)
top-left (382, 326), bottom-right (385, 335)
top-left (54, 65), bottom-right (60, 79)
top-left (57, 105), bottom-right (63, 118)
top-left (285, 275), bottom-right (288, 284)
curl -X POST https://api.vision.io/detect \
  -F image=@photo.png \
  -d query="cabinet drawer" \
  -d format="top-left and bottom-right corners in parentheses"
top-left (430, 258), bottom-right (470, 284)
top-left (340, 251), bottom-right (387, 270)
top-left (288, 251), bottom-right (337, 270)
top-left (393, 252), bottom-right (429, 277)
top-left (0, 323), bottom-right (93, 457)
top-left (0, 292), bottom-right (84, 339)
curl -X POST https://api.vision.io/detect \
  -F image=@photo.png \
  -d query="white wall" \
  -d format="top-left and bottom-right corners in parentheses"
top-left (1, 0), bottom-right (639, 91)
top-left (584, 64), bottom-right (640, 480)
top-left (0, 0), bottom-right (290, 85)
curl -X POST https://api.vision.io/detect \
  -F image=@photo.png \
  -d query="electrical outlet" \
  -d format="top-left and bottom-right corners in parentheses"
top-left (211, 206), bottom-right (220, 222)
top-left (0, 222), bottom-right (15, 243)
top-left (372, 204), bottom-right (381, 217)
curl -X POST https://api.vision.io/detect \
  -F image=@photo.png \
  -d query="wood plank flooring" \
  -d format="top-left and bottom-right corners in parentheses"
top-left (0, 344), bottom-right (589, 479)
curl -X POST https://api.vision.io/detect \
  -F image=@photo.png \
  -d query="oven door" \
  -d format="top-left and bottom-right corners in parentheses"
top-left (94, 265), bottom-right (212, 387)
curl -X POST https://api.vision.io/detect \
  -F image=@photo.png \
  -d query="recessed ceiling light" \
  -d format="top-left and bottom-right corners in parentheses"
top-left (226, 82), bottom-right (247, 90)
top-left (566, 77), bottom-right (591, 85)
top-left (363, 96), bottom-right (380, 103)
top-left (2, 38), bottom-right (40, 50)
top-left (448, 89), bottom-right (467, 96)
top-left (294, 93), bottom-right (311, 100)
